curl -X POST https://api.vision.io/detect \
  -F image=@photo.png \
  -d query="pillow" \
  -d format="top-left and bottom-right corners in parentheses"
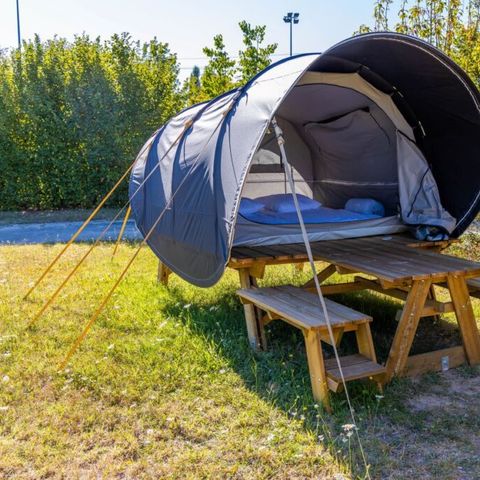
top-left (257, 194), bottom-right (321, 213)
top-left (239, 197), bottom-right (265, 215)
top-left (345, 198), bottom-right (385, 217)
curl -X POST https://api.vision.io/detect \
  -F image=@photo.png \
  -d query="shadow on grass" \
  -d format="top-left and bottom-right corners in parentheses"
top-left (159, 279), bottom-right (467, 477)
top-left (161, 281), bottom-right (461, 417)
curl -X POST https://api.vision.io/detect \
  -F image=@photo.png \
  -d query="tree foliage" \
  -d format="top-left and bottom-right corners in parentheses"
top-left (0, 34), bottom-right (182, 209)
top-left (200, 34), bottom-right (236, 100)
top-left (183, 21), bottom-right (278, 104)
top-left (0, 22), bottom-right (277, 210)
top-left (358, 0), bottom-right (480, 86)
top-left (237, 21), bottom-right (278, 84)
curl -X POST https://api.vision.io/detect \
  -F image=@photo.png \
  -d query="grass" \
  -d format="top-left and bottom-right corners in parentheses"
top-left (0, 237), bottom-right (480, 479)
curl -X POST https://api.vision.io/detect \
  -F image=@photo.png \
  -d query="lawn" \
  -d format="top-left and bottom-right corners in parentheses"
top-left (1, 237), bottom-right (480, 479)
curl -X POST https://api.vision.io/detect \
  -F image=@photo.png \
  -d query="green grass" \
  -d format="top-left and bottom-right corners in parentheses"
top-left (1, 239), bottom-right (480, 479)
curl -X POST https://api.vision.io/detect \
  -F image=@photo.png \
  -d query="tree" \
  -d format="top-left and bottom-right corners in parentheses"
top-left (200, 35), bottom-right (236, 100)
top-left (182, 65), bottom-right (204, 105)
top-left (0, 34), bottom-right (183, 210)
top-left (237, 21), bottom-right (277, 84)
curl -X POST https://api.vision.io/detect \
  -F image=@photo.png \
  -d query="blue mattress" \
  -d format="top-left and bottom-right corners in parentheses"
top-left (239, 205), bottom-right (381, 225)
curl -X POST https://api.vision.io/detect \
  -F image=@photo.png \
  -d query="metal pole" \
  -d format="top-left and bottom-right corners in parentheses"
top-left (289, 20), bottom-right (293, 56)
top-left (16, 0), bottom-right (21, 49)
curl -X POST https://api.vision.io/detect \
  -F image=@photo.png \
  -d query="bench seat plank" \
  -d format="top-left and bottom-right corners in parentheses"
top-left (237, 285), bottom-right (371, 331)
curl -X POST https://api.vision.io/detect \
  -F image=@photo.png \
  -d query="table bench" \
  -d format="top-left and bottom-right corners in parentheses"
top-left (237, 285), bottom-right (385, 410)
top-left (230, 235), bottom-right (480, 385)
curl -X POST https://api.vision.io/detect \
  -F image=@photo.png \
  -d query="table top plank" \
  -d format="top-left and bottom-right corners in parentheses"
top-left (229, 234), bottom-right (480, 284)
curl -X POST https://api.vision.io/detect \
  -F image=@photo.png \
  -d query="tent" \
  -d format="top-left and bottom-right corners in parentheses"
top-left (129, 32), bottom-right (480, 287)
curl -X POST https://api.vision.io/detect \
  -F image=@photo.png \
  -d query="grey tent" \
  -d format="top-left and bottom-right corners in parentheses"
top-left (129, 32), bottom-right (480, 287)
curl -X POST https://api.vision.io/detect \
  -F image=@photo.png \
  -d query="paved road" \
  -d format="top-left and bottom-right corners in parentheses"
top-left (0, 219), bottom-right (143, 245)
top-left (0, 218), bottom-right (478, 246)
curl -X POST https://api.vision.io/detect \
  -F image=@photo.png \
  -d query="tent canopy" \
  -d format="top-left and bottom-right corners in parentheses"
top-left (130, 33), bottom-right (480, 287)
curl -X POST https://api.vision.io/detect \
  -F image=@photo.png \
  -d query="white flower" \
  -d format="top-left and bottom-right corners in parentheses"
top-left (183, 303), bottom-right (191, 309)
top-left (341, 423), bottom-right (356, 432)
top-left (0, 406), bottom-right (9, 411)
top-left (2, 375), bottom-right (9, 383)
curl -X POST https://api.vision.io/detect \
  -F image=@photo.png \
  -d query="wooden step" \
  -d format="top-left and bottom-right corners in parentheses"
top-left (237, 285), bottom-right (371, 332)
top-left (325, 354), bottom-right (385, 392)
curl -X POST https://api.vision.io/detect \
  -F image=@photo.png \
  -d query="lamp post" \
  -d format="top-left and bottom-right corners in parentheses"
top-left (16, 0), bottom-right (21, 49)
top-left (283, 12), bottom-right (299, 57)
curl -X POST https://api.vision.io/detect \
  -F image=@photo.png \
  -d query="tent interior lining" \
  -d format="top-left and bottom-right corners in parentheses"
top-left (233, 71), bottom-right (455, 247)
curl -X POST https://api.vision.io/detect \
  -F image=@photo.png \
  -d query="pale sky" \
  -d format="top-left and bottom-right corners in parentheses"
top-left (0, 1), bottom-right (397, 79)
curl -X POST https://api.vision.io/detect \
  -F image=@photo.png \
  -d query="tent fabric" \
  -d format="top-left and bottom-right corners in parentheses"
top-left (130, 33), bottom-right (480, 287)
top-left (130, 55), bottom-right (319, 287)
top-left (397, 133), bottom-right (456, 232)
top-left (297, 72), bottom-right (414, 137)
top-left (309, 33), bottom-right (480, 235)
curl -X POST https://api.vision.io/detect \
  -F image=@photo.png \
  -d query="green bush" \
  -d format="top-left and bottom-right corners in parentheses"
top-left (0, 33), bottom-right (182, 210)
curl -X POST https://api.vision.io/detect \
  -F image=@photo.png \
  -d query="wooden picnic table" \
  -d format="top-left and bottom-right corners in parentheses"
top-left (229, 234), bottom-right (480, 383)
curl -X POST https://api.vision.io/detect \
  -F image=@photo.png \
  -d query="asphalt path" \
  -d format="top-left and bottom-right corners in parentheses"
top-left (0, 219), bottom-right (142, 245)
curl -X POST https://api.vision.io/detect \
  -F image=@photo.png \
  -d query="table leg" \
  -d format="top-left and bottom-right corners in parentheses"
top-left (384, 279), bottom-right (432, 382)
top-left (238, 269), bottom-right (265, 350)
top-left (157, 261), bottom-right (171, 286)
top-left (447, 275), bottom-right (480, 365)
top-left (356, 323), bottom-right (383, 392)
top-left (303, 329), bottom-right (331, 412)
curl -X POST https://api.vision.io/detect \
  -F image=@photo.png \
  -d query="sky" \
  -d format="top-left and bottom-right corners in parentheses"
top-left (0, 0), bottom-right (384, 80)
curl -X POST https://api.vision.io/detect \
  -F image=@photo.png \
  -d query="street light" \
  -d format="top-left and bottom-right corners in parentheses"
top-left (283, 12), bottom-right (299, 57)
top-left (16, 0), bottom-right (21, 49)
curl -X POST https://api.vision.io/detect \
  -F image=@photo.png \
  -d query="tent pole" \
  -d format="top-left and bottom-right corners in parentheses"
top-left (23, 160), bottom-right (137, 300)
top-left (112, 205), bottom-right (131, 258)
top-left (271, 117), bottom-right (370, 478)
top-left (57, 96), bottom-right (240, 367)
top-left (26, 122), bottom-right (188, 329)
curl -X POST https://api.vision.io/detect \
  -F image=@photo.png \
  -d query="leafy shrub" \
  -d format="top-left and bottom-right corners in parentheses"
top-left (0, 33), bottom-right (182, 210)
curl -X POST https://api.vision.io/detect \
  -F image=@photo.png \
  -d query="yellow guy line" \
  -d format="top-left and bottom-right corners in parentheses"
top-left (112, 205), bottom-right (131, 258)
top-left (58, 96), bottom-right (237, 369)
top-left (23, 162), bottom-right (135, 300)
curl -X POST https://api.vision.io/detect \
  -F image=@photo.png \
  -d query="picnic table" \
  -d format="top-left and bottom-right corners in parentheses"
top-left (229, 234), bottom-right (480, 383)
